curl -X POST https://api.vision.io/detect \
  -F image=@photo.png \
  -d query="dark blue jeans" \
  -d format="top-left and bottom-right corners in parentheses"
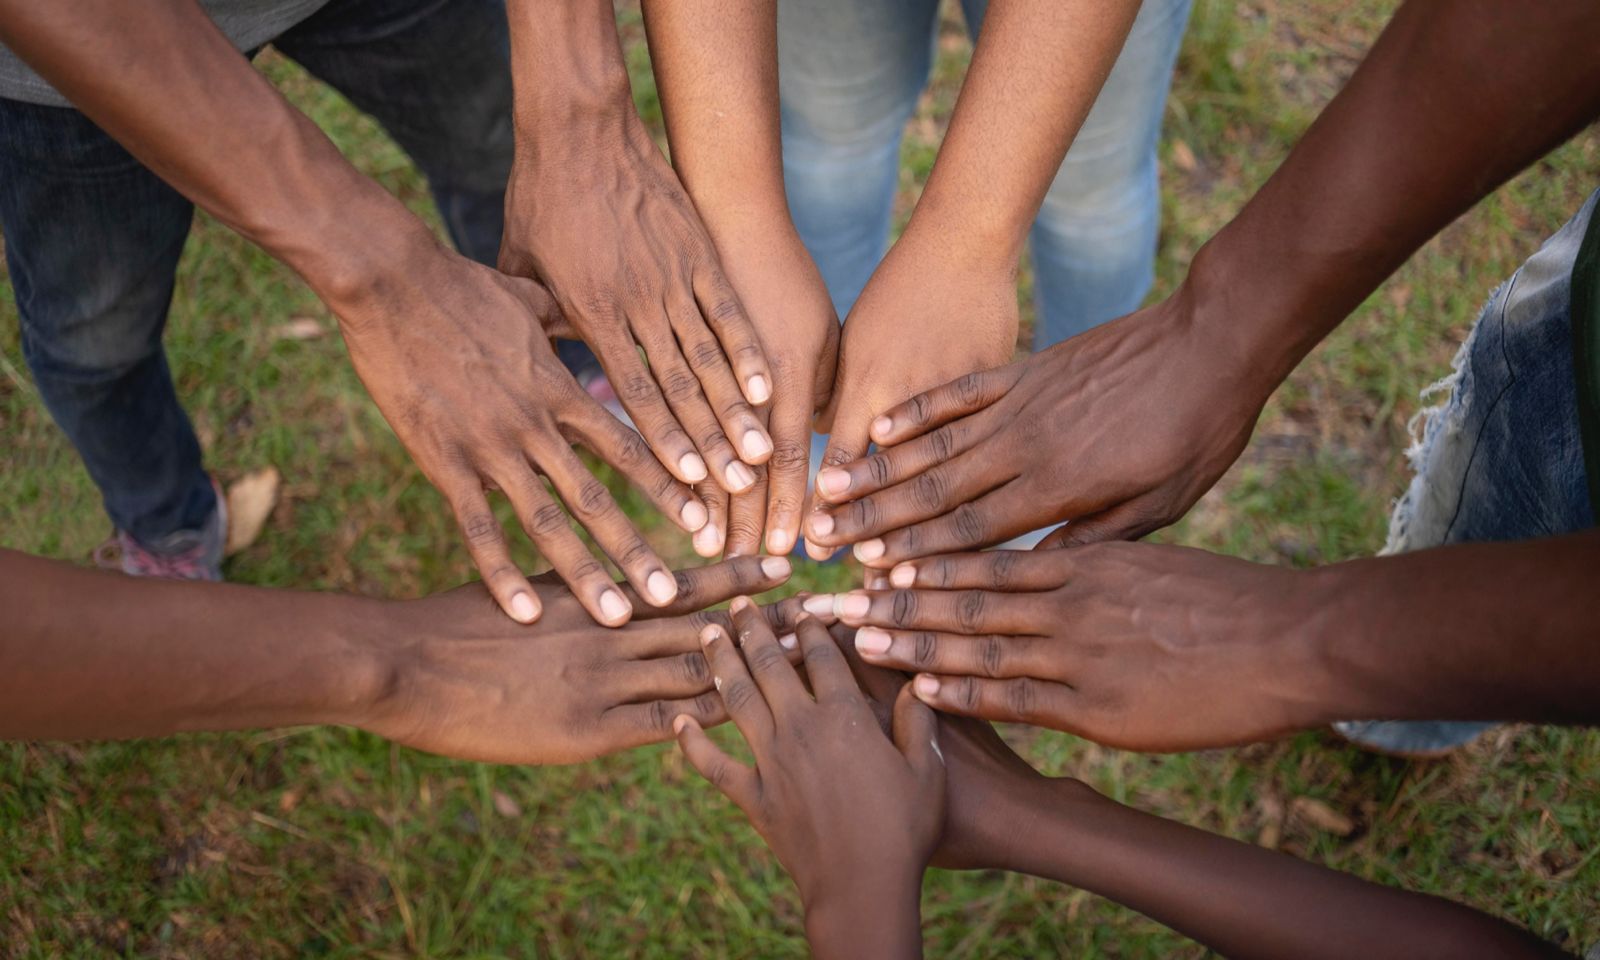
top-left (0, 0), bottom-right (523, 542)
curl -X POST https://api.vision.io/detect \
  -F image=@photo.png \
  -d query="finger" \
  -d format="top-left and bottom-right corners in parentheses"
top-left (442, 476), bottom-right (541, 624)
top-left (868, 480), bottom-right (1038, 569)
top-left (595, 689), bottom-right (725, 754)
top-left (693, 265), bottom-right (772, 409)
top-left (596, 326), bottom-right (711, 486)
top-left (853, 627), bottom-right (1044, 680)
top-left (886, 551), bottom-right (1065, 592)
top-left (537, 444), bottom-right (678, 608)
top-left (673, 715), bottom-right (760, 812)
top-left (831, 588), bottom-right (1039, 635)
top-left (627, 555), bottom-right (793, 620)
top-left (730, 596), bottom-right (807, 710)
top-left (804, 403), bottom-right (873, 561)
top-left (561, 396), bottom-right (706, 534)
top-left (669, 303), bottom-right (773, 469)
top-left (614, 648), bottom-right (719, 702)
top-left (813, 421), bottom-right (980, 506)
top-left (910, 673), bottom-right (1073, 728)
top-left (693, 482), bottom-right (727, 558)
top-left (1036, 498), bottom-right (1165, 548)
top-left (700, 621), bottom-right (774, 745)
top-left (810, 452), bottom-right (1011, 552)
top-left (892, 683), bottom-right (944, 784)
top-left (725, 479), bottom-right (767, 558)
top-left (641, 318), bottom-right (761, 495)
top-left (794, 614), bottom-right (861, 703)
top-left (761, 379), bottom-right (812, 555)
top-left (498, 466), bottom-right (632, 626)
top-left (615, 593), bottom-right (810, 661)
top-left (868, 365), bottom-right (1022, 447)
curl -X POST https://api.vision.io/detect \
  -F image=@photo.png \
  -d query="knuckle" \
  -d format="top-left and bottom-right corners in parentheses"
top-left (617, 538), bottom-right (654, 569)
top-left (528, 502), bottom-right (570, 537)
top-left (848, 497), bottom-right (881, 535)
top-left (803, 639), bottom-right (841, 673)
top-left (618, 374), bottom-right (658, 406)
top-left (979, 636), bottom-right (1005, 678)
top-left (694, 691), bottom-right (721, 717)
top-left (890, 589), bottom-right (917, 628)
top-left (958, 677), bottom-right (982, 712)
top-left (687, 339), bottom-right (725, 370)
top-left (955, 372), bottom-right (985, 406)
top-left (681, 652), bottom-right (711, 685)
top-left (912, 631), bottom-right (938, 669)
top-left (989, 551), bottom-right (1018, 590)
top-left (956, 590), bottom-right (986, 632)
top-left (953, 503), bottom-right (986, 546)
top-left (722, 679), bottom-right (758, 713)
top-left (569, 559), bottom-right (608, 584)
top-left (574, 479), bottom-right (615, 519)
top-left (461, 512), bottom-right (501, 546)
top-left (769, 440), bottom-right (808, 472)
top-left (911, 470), bottom-right (947, 512)
top-left (747, 644), bottom-right (787, 675)
top-left (908, 392), bottom-right (932, 426)
top-left (867, 454), bottom-right (893, 488)
top-left (673, 570), bottom-right (699, 602)
top-left (1005, 678), bottom-right (1038, 722)
top-left (646, 698), bottom-right (672, 734)
top-left (662, 370), bottom-right (701, 403)
top-left (928, 426), bottom-right (955, 462)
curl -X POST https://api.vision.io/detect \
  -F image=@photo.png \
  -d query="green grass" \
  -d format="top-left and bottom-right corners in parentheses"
top-left (4, 0), bottom-right (1600, 955)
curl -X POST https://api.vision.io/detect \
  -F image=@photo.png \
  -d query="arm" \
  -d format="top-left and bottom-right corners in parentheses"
top-left (807, 0), bottom-right (1600, 564)
top-left (833, 642), bottom-right (1570, 960)
top-left (0, 0), bottom-right (709, 625)
top-left (829, 532), bottom-right (1600, 751)
top-left (806, 0), bottom-right (1143, 557)
top-left (500, 0), bottom-right (776, 502)
top-left (0, 547), bottom-right (800, 762)
top-left (641, 0), bottom-right (840, 559)
top-left (673, 606), bottom-right (941, 959)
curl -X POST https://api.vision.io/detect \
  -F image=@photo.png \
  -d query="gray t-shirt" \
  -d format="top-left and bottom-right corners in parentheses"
top-left (0, 0), bottom-right (331, 107)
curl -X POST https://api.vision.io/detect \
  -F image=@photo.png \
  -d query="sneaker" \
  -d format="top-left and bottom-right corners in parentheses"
top-left (93, 478), bottom-right (228, 582)
top-left (1330, 719), bottom-right (1493, 759)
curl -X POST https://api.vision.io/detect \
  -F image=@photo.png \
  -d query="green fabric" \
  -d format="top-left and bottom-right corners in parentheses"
top-left (1571, 198), bottom-right (1600, 519)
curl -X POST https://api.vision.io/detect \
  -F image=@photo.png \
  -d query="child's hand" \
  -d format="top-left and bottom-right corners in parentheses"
top-left (674, 601), bottom-right (943, 959)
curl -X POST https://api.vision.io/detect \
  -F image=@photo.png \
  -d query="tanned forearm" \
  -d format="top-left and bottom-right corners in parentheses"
top-left (902, 0), bottom-right (1142, 269)
top-left (1189, 0), bottom-right (1600, 393)
top-left (504, 0), bottom-right (635, 155)
top-left (985, 778), bottom-right (1567, 960)
top-left (1301, 530), bottom-right (1600, 728)
top-left (639, 0), bottom-right (790, 241)
top-left (0, 550), bottom-right (387, 740)
top-left (0, 0), bottom-right (437, 315)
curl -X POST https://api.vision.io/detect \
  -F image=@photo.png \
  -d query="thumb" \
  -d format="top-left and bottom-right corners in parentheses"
top-left (892, 683), bottom-right (945, 787)
top-left (806, 391), bottom-right (874, 561)
top-left (1035, 499), bottom-right (1154, 550)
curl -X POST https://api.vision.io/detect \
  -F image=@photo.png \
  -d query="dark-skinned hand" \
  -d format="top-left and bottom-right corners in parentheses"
top-left (674, 603), bottom-right (942, 959)
top-left (827, 544), bottom-right (1328, 752)
top-left (807, 289), bottom-right (1270, 567)
top-left (342, 248), bottom-right (708, 627)
top-left (362, 555), bottom-right (826, 765)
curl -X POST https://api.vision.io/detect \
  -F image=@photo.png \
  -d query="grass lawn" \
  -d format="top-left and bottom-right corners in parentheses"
top-left (3, 1), bottom-right (1598, 956)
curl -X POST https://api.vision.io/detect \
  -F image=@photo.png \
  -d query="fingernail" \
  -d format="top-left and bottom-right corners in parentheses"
top-left (835, 592), bottom-right (870, 620)
top-left (680, 500), bottom-right (708, 531)
top-left (725, 461), bottom-right (757, 491)
top-left (761, 555), bottom-right (791, 579)
top-left (816, 469), bottom-right (850, 497)
top-left (871, 415), bottom-right (893, 440)
top-left (747, 374), bottom-right (770, 404)
top-left (915, 674), bottom-right (940, 698)
top-left (694, 523), bottom-right (723, 555)
top-left (646, 571), bottom-right (677, 605)
top-left (890, 563), bottom-right (916, 589)
top-left (700, 625), bottom-right (720, 646)
top-left (741, 430), bottom-right (772, 462)
top-left (802, 594), bottom-right (835, 617)
top-left (509, 591), bottom-right (537, 623)
top-left (778, 633), bottom-right (797, 650)
top-left (809, 512), bottom-right (834, 538)
top-left (804, 539), bottom-right (836, 562)
top-left (680, 453), bottom-right (708, 483)
top-left (855, 627), bottom-right (891, 655)
top-left (854, 539), bottom-right (885, 563)
top-left (767, 527), bottom-right (794, 555)
top-left (600, 589), bottom-right (631, 622)
top-left (730, 596), bottom-right (751, 613)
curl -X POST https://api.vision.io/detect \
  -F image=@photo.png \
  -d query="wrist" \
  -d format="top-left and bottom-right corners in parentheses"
top-left (507, 0), bottom-right (633, 136)
top-left (325, 596), bottom-right (408, 732)
top-left (802, 865), bottom-right (923, 959)
top-left (895, 210), bottom-right (1024, 277)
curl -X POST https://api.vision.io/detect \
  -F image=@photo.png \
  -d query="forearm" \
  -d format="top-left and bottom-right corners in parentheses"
top-left (505, 0), bottom-right (637, 167)
top-left (1302, 530), bottom-right (1600, 727)
top-left (1188, 0), bottom-right (1600, 390)
top-left (804, 874), bottom-right (923, 960)
top-left (640, 0), bottom-right (792, 242)
top-left (0, 0), bottom-right (436, 313)
top-left (0, 550), bottom-right (388, 741)
top-left (995, 778), bottom-right (1565, 960)
top-left (902, 0), bottom-right (1141, 267)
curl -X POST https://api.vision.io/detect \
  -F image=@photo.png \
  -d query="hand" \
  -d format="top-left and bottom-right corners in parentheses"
top-left (805, 234), bottom-right (1019, 561)
top-left (500, 111), bottom-right (775, 497)
top-left (674, 604), bottom-right (942, 958)
top-left (337, 246), bottom-right (706, 626)
top-left (695, 227), bottom-right (840, 559)
top-left (360, 555), bottom-right (808, 765)
top-left (830, 544), bottom-right (1331, 752)
top-left (807, 287), bottom-right (1273, 568)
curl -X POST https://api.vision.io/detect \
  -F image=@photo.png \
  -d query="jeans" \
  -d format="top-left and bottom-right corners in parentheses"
top-left (1336, 189), bottom-right (1598, 754)
top-left (0, 0), bottom-right (516, 544)
top-left (778, 0), bottom-right (1192, 346)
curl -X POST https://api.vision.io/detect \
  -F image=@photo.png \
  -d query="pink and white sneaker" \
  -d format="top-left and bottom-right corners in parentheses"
top-left (93, 478), bottom-right (228, 582)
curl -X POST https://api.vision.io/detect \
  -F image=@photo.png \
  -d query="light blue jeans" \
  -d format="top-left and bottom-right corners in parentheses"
top-left (778, 0), bottom-right (1193, 346)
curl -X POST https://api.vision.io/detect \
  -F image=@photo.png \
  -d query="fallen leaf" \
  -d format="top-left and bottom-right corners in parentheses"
top-left (492, 790), bottom-right (522, 819)
top-left (273, 316), bottom-right (326, 341)
top-left (278, 788), bottom-right (301, 813)
top-left (1291, 796), bottom-right (1355, 836)
top-left (1171, 139), bottom-right (1198, 173)
top-left (225, 467), bottom-right (281, 556)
